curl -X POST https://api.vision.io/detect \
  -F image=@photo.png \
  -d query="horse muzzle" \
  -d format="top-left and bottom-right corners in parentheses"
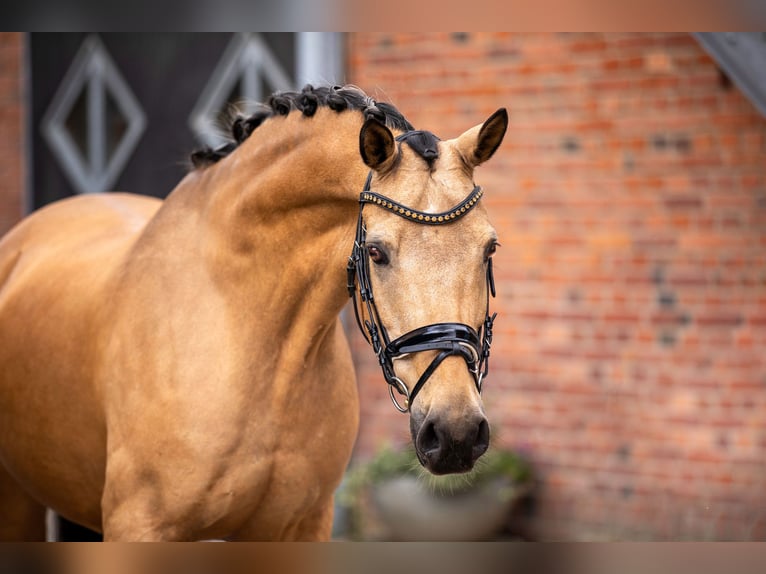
top-left (410, 408), bottom-right (490, 474)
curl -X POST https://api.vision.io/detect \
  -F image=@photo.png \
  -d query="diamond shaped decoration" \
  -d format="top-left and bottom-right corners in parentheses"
top-left (189, 33), bottom-right (293, 148)
top-left (41, 34), bottom-right (146, 195)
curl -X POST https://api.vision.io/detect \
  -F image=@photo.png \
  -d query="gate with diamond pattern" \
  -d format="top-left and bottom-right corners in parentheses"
top-left (31, 33), bottom-right (302, 208)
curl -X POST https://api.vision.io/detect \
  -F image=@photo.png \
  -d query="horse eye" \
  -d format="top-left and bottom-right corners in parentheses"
top-left (485, 241), bottom-right (499, 261)
top-left (367, 245), bottom-right (389, 265)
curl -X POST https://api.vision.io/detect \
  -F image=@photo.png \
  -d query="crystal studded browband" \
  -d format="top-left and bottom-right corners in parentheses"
top-left (359, 186), bottom-right (484, 225)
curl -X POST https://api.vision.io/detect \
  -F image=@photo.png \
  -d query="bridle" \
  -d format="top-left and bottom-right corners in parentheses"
top-left (346, 170), bottom-right (497, 413)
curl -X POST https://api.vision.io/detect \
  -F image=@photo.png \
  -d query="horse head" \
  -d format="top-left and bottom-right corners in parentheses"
top-left (350, 108), bottom-right (508, 475)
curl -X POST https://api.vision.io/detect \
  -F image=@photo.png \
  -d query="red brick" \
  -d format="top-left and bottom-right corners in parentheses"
top-left (0, 32), bottom-right (23, 237)
top-left (346, 31), bottom-right (766, 542)
top-left (696, 313), bottom-right (744, 328)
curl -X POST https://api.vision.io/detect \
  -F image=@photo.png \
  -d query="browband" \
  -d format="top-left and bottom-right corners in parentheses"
top-left (359, 187), bottom-right (484, 225)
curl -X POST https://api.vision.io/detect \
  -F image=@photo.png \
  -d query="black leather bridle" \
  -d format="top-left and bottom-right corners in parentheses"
top-left (346, 171), bottom-right (497, 413)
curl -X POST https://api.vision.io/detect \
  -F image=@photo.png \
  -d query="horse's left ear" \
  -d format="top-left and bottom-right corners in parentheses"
top-left (359, 118), bottom-right (396, 172)
top-left (456, 108), bottom-right (508, 168)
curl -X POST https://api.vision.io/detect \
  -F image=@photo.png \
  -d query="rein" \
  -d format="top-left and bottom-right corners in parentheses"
top-left (347, 171), bottom-right (497, 413)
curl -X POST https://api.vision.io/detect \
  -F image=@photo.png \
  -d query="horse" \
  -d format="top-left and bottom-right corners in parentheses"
top-left (0, 85), bottom-right (507, 541)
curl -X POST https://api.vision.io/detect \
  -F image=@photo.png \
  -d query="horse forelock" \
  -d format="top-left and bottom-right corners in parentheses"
top-left (189, 84), bottom-right (415, 170)
top-left (396, 130), bottom-right (441, 169)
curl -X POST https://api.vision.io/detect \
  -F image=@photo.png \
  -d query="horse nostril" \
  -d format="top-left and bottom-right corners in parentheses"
top-left (416, 420), bottom-right (440, 458)
top-left (472, 418), bottom-right (490, 461)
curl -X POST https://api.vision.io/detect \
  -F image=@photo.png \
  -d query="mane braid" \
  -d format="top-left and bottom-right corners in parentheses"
top-left (189, 84), bottom-right (415, 169)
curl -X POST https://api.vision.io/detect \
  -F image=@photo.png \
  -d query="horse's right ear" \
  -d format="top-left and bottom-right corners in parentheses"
top-left (360, 118), bottom-right (396, 172)
top-left (455, 108), bottom-right (508, 169)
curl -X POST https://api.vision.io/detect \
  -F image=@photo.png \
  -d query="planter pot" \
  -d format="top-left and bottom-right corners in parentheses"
top-left (370, 475), bottom-right (526, 541)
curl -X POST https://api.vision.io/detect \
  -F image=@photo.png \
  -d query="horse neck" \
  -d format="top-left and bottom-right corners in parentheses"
top-left (193, 109), bottom-right (366, 341)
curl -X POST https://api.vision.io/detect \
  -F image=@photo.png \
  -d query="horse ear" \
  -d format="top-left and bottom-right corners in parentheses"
top-left (456, 108), bottom-right (508, 168)
top-left (359, 118), bottom-right (396, 172)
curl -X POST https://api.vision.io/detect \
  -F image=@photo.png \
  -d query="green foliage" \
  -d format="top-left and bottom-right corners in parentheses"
top-left (340, 444), bottom-right (533, 505)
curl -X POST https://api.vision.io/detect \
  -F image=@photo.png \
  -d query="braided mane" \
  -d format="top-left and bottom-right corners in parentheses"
top-left (190, 84), bottom-right (415, 169)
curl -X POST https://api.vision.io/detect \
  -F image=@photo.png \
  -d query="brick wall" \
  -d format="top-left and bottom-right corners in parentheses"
top-left (0, 33), bottom-right (24, 236)
top-left (347, 32), bottom-right (766, 540)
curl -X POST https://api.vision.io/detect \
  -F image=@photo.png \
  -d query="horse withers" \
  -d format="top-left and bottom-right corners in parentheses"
top-left (0, 85), bottom-right (507, 540)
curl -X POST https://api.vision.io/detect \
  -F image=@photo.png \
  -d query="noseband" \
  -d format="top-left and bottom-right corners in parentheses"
top-left (347, 171), bottom-right (497, 413)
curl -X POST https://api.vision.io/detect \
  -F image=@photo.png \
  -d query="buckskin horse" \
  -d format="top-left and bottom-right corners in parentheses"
top-left (0, 85), bottom-right (507, 541)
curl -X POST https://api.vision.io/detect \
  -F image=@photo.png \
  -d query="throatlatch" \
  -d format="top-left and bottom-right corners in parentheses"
top-left (347, 171), bottom-right (497, 413)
